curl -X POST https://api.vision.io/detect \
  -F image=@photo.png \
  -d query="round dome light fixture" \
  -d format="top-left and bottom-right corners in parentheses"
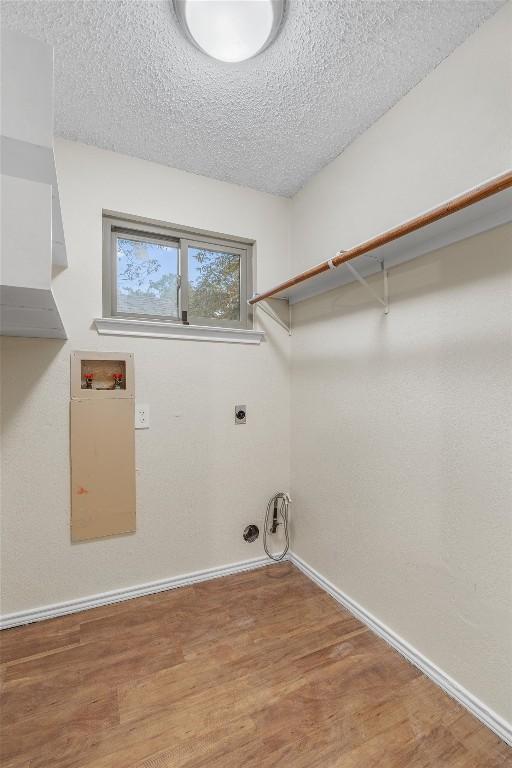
top-left (173, 0), bottom-right (286, 63)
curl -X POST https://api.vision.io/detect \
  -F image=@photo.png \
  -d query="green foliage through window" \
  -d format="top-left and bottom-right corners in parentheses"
top-left (117, 237), bottom-right (179, 317)
top-left (188, 247), bottom-right (240, 321)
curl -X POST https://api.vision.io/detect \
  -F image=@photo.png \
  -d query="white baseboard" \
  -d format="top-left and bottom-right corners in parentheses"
top-left (0, 555), bottom-right (274, 630)
top-left (288, 551), bottom-right (512, 748)
top-left (2, 550), bottom-right (510, 748)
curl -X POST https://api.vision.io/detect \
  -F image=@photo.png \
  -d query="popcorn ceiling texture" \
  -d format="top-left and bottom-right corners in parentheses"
top-left (1, 0), bottom-right (503, 196)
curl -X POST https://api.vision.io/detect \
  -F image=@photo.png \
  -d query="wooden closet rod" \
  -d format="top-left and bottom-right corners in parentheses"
top-left (249, 170), bottom-right (512, 305)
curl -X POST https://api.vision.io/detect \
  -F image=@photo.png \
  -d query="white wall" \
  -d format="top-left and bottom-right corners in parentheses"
top-left (290, 3), bottom-right (512, 723)
top-left (0, 139), bottom-right (291, 614)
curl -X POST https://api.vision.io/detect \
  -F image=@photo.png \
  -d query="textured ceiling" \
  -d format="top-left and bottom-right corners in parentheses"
top-left (1, 0), bottom-right (503, 196)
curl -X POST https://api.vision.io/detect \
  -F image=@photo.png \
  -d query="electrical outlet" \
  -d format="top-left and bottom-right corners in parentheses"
top-left (135, 403), bottom-right (150, 429)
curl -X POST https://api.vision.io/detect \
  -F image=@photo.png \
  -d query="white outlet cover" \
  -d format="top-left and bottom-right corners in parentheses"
top-left (135, 403), bottom-right (150, 429)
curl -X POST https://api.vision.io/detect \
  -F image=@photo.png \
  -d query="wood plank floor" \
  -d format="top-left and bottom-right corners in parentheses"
top-left (1, 563), bottom-right (510, 767)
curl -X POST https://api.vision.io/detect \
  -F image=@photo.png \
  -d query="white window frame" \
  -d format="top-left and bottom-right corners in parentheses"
top-left (102, 212), bottom-right (254, 330)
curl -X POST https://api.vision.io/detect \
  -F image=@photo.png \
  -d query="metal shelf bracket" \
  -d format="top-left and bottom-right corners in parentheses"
top-left (332, 252), bottom-right (389, 314)
top-left (250, 296), bottom-right (291, 335)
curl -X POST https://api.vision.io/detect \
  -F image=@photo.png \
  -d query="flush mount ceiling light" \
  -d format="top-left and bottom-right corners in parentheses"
top-left (173, 0), bottom-right (286, 63)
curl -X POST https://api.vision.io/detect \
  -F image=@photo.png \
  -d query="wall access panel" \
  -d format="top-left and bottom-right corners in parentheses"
top-left (70, 351), bottom-right (136, 541)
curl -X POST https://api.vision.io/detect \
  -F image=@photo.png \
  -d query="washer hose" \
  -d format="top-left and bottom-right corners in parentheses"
top-left (263, 492), bottom-right (291, 561)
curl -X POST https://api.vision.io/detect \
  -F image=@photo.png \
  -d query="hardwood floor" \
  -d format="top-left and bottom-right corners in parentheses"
top-left (1, 563), bottom-right (510, 767)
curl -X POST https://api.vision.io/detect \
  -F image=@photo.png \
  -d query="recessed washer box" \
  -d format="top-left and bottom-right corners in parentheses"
top-left (70, 350), bottom-right (134, 399)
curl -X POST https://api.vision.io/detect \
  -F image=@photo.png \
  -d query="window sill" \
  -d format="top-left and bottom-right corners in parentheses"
top-left (94, 317), bottom-right (265, 345)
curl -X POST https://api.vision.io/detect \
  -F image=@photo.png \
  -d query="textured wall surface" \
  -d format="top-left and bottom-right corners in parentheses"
top-left (291, 225), bottom-right (512, 722)
top-left (1, 0), bottom-right (511, 734)
top-left (0, 139), bottom-right (291, 614)
top-left (289, 3), bottom-right (512, 723)
top-left (0, 0), bottom-right (503, 196)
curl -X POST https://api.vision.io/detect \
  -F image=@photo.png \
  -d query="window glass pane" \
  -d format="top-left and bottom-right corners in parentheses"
top-left (116, 236), bottom-right (179, 317)
top-left (188, 246), bottom-right (241, 321)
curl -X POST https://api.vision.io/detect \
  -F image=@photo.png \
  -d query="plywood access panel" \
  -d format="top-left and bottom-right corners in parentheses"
top-left (70, 398), bottom-right (135, 541)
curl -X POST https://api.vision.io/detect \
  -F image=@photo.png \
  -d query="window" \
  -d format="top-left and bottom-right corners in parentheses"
top-left (103, 213), bottom-right (253, 329)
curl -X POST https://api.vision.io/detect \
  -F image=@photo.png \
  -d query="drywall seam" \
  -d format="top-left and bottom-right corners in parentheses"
top-left (0, 555), bottom-right (278, 629)
top-left (288, 552), bottom-right (512, 747)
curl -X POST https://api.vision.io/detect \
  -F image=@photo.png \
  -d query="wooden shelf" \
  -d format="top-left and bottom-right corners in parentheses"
top-left (249, 171), bottom-right (512, 306)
